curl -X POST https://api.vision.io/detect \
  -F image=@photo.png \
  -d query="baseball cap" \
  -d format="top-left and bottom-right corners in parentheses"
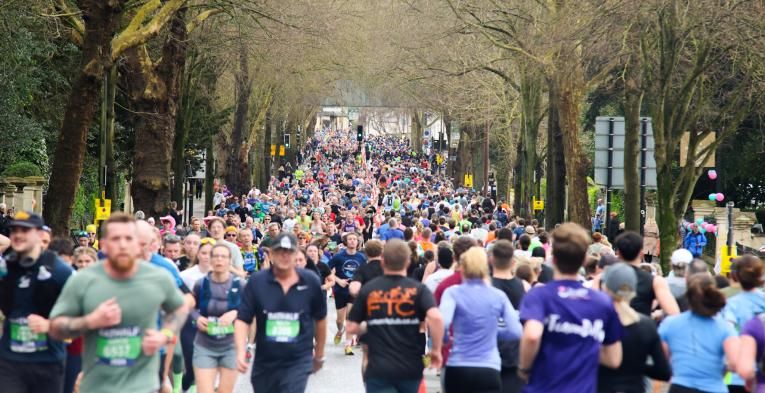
top-left (603, 262), bottom-right (637, 295)
top-left (671, 249), bottom-right (694, 266)
top-left (9, 211), bottom-right (44, 229)
top-left (270, 233), bottom-right (298, 252)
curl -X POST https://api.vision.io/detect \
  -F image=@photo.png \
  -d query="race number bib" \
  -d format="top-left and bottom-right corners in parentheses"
top-left (96, 327), bottom-right (142, 366)
top-left (265, 312), bottom-right (300, 343)
top-left (9, 317), bottom-right (48, 353)
top-left (206, 317), bottom-right (234, 337)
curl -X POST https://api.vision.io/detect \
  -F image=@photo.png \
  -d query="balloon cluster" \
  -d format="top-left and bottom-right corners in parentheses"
top-left (684, 218), bottom-right (717, 234)
top-left (707, 170), bottom-right (724, 202)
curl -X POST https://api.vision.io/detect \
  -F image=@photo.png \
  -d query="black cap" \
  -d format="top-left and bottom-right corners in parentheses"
top-left (270, 233), bottom-right (298, 252)
top-left (8, 211), bottom-right (45, 229)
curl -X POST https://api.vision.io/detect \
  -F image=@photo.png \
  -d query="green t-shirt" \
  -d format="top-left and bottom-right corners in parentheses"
top-left (50, 262), bottom-right (185, 393)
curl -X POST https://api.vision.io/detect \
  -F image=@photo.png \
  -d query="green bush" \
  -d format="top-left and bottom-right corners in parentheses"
top-left (2, 161), bottom-right (42, 178)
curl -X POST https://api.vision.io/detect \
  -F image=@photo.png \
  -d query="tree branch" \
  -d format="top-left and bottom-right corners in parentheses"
top-left (111, 0), bottom-right (187, 60)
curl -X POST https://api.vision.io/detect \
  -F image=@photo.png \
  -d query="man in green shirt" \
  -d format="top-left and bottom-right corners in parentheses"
top-left (49, 213), bottom-right (187, 393)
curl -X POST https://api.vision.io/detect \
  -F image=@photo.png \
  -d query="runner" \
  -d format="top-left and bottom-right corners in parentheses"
top-left (191, 243), bottom-right (242, 393)
top-left (49, 213), bottom-right (188, 393)
top-left (440, 246), bottom-right (522, 393)
top-left (205, 217), bottom-right (245, 278)
top-left (347, 239), bottom-right (444, 393)
top-left (176, 233), bottom-right (201, 272)
top-left (234, 233), bottom-right (327, 393)
top-left (349, 239), bottom-right (384, 297)
top-left (0, 211), bottom-right (73, 393)
top-left (517, 223), bottom-right (623, 393)
top-left (328, 232), bottom-right (367, 355)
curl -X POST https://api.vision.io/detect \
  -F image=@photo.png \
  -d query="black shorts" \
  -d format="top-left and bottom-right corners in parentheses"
top-left (0, 356), bottom-right (64, 393)
top-left (251, 361), bottom-right (311, 393)
top-left (333, 289), bottom-right (352, 309)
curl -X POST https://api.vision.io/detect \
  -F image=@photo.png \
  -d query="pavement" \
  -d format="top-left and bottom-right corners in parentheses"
top-left (234, 297), bottom-right (441, 393)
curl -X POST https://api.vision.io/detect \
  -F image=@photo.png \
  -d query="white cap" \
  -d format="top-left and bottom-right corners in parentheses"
top-left (671, 249), bottom-right (694, 266)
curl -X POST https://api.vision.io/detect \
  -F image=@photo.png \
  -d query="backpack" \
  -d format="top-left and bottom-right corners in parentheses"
top-left (198, 275), bottom-right (242, 317)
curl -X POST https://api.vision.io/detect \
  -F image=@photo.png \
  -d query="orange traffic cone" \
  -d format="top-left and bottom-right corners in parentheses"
top-left (419, 378), bottom-right (427, 393)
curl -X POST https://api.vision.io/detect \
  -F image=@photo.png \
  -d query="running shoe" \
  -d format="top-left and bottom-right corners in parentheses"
top-left (334, 329), bottom-right (344, 345)
top-left (352, 336), bottom-right (360, 347)
top-left (344, 345), bottom-right (355, 356)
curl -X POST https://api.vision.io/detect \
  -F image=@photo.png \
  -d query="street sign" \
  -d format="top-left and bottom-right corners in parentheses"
top-left (94, 198), bottom-right (111, 221)
top-left (450, 121), bottom-right (460, 148)
top-left (533, 198), bottom-right (544, 211)
top-left (279, 145), bottom-right (285, 156)
top-left (464, 174), bottom-right (473, 188)
top-left (424, 129), bottom-right (431, 138)
top-left (270, 144), bottom-right (276, 156)
top-left (594, 117), bottom-right (657, 189)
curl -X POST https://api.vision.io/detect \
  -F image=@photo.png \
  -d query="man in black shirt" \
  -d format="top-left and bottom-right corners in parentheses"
top-left (489, 239), bottom-right (526, 393)
top-left (347, 239), bottom-right (443, 393)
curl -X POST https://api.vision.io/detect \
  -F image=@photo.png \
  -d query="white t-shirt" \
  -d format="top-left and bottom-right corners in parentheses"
top-left (283, 218), bottom-right (297, 233)
top-left (424, 269), bottom-right (454, 293)
top-left (180, 265), bottom-right (207, 291)
top-left (513, 249), bottom-right (531, 259)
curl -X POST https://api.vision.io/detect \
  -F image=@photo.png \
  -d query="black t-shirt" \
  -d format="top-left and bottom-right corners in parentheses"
top-left (175, 256), bottom-right (192, 272)
top-left (492, 277), bottom-right (526, 369)
top-left (348, 275), bottom-right (435, 380)
top-left (351, 260), bottom-right (384, 286)
top-left (235, 206), bottom-right (250, 222)
top-left (597, 315), bottom-right (670, 392)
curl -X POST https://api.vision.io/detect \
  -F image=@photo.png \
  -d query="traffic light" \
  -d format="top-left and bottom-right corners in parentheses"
top-left (283, 134), bottom-right (290, 148)
top-left (356, 125), bottom-right (363, 142)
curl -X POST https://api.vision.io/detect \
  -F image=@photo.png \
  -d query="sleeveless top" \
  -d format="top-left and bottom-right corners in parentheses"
top-left (629, 265), bottom-right (656, 316)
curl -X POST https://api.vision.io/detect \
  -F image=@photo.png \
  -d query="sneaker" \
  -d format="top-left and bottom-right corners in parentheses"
top-left (352, 336), bottom-right (360, 347)
top-left (344, 345), bottom-right (355, 356)
top-left (334, 330), bottom-right (344, 345)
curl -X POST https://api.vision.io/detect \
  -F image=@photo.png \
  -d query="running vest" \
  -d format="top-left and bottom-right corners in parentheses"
top-left (629, 265), bottom-right (656, 316)
top-left (198, 275), bottom-right (242, 317)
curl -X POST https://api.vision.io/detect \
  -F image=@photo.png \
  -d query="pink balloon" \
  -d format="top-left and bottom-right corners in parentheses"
top-left (715, 193), bottom-right (724, 202)
top-left (708, 170), bottom-right (718, 180)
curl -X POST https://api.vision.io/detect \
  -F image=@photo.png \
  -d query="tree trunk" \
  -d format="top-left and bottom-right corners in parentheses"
top-left (204, 139), bottom-right (214, 213)
top-left (128, 9), bottom-right (187, 218)
top-left (656, 172), bottom-right (678, 273)
top-left (555, 72), bottom-right (591, 228)
top-left (225, 43), bottom-right (252, 196)
top-left (623, 63), bottom-right (643, 232)
top-left (105, 66), bottom-right (118, 205)
top-left (43, 0), bottom-right (124, 236)
top-left (259, 110), bottom-right (274, 190)
top-left (411, 110), bottom-right (423, 154)
top-left (453, 124), bottom-right (473, 188)
top-left (545, 81), bottom-right (566, 229)
top-left (518, 71), bottom-right (543, 220)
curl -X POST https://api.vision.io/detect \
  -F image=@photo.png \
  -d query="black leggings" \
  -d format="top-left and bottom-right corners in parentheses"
top-left (444, 366), bottom-right (501, 393)
top-left (668, 385), bottom-right (711, 393)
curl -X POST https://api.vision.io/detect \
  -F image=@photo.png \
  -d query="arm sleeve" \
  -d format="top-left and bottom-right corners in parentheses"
top-left (439, 287), bottom-right (456, 334)
top-left (161, 273), bottom-right (185, 314)
top-left (49, 274), bottom-right (84, 319)
top-left (644, 320), bottom-right (672, 381)
top-left (236, 278), bottom-right (259, 322)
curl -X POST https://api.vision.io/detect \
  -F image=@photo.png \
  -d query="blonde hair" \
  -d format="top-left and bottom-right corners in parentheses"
top-left (73, 246), bottom-right (98, 263)
top-left (460, 246), bottom-right (489, 279)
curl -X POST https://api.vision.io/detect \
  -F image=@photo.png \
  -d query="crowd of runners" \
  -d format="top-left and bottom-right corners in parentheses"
top-left (1, 126), bottom-right (765, 393)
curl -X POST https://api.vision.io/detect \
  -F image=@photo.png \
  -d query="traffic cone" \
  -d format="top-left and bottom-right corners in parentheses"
top-left (419, 378), bottom-right (427, 393)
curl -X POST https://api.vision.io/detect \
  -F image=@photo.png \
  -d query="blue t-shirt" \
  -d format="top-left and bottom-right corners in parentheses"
top-left (149, 253), bottom-right (184, 290)
top-left (381, 228), bottom-right (404, 241)
top-left (659, 312), bottom-right (736, 393)
top-left (519, 280), bottom-right (622, 393)
top-left (722, 290), bottom-right (765, 386)
top-left (328, 250), bottom-right (367, 292)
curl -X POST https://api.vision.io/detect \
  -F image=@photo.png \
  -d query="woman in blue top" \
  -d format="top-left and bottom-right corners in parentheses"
top-left (440, 246), bottom-right (522, 393)
top-left (659, 273), bottom-right (739, 393)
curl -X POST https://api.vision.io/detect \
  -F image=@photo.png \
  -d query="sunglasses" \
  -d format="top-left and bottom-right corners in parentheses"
top-left (225, 233), bottom-right (237, 238)
top-left (200, 238), bottom-right (217, 246)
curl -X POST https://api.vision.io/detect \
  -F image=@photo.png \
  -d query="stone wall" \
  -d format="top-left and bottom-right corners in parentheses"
top-left (0, 176), bottom-right (45, 214)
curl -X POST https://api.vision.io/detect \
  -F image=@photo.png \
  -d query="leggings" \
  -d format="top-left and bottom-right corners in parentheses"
top-left (180, 319), bottom-right (197, 390)
top-left (444, 366), bottom-right (501, 393)
top-left (668, 385), bottom-right (710, 393)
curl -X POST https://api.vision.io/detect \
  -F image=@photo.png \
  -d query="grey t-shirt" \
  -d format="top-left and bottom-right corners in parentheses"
top-left (220, 240), bottom-right (244, 269)
top-left (50, 262), bottom-right (184, 393)
top-left (192, 274), bottom-right (238, 349)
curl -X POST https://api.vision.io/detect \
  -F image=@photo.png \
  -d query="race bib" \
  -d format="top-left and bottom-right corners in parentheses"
top-left (96, 326), bottom-right (142, 367)
top-left (9, 317), bottom-right (48, 353)
top-left (206, 317), bottom-right (234, 337)
top-left (265, 312), bottom-right (300, 343)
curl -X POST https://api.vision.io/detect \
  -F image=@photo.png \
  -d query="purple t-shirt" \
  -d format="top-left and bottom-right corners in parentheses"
top-left (520, 280), bottom-right (622, 393)
top-left (741, 316), bottom-right (765, 392)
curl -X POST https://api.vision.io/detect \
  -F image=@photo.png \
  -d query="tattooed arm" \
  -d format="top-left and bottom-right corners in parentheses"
top-left (160, 304), bottom-right (189, 335)
top-left (50, 297), bottom-right (122, 340)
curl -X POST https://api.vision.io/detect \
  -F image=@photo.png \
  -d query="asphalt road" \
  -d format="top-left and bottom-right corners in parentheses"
top-left (234, 298), bottom-right (441, 393)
